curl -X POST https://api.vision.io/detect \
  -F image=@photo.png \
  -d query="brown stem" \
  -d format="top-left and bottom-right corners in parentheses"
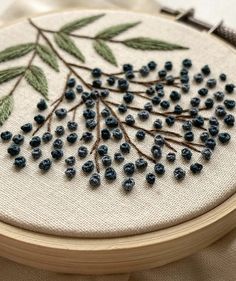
top-left (90, 99), bottom-right (101, 173)
top-left (164, 137), bottom-right (204, 153)
top-left (101, 99), bottom-right (156, 163)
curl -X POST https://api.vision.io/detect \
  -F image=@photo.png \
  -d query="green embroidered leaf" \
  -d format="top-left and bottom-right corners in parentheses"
top-left (123, 37), bottom-right (188, 50)
top-left (60, 14), bottom-right (105, 33)
top-left (36, 44), bottom-right (59, 72)
top-left (93, 40), bottom-right (117, 66)
top-left (95, 22), bottom-right (140, 40)
top-left (0, 95), bottom-right (13, 125)
top-left (25, 65), bottom-right (48, 99)
top-left (54, 32), bottom-right (85, 62)
top-left (0, 43), bottom-right (35, 63)
top-left (0, 67), bottom-right (26, 84)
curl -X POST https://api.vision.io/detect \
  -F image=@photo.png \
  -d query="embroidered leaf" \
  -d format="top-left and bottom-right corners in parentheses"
top-left (25, 65), bottom-right (48, 99)
top-left (95, 22), bottom-right (140, 40)
top-left (123, 37), bottom-right (188, 50)
top-left (60, 14), bottom-right (105, 33)
top-left (93, 40), bottom-right (117, 66)
top-left (54, 32), bottom-right (85, 62)
top-left (0, 67), bottom-right (26, 84)
top-left (0, 95), bottom-right (13, 125)
top-left (0, 43), bottom-right (35, 63)
top-left (36, 44), bottom-right (59, 72)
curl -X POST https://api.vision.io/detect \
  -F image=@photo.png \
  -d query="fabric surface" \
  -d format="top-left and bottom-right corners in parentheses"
top-left (0, 10), bottom-right (236, 238)
top-left (0, 228), bottom-right (236, 281)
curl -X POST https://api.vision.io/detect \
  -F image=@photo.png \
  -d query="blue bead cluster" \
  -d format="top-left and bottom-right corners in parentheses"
top-left (0, 59), bottom-right (235, 193)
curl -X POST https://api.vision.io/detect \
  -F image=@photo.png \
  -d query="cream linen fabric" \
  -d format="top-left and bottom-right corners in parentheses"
top-left (0, 10), bottom-right (236, 238)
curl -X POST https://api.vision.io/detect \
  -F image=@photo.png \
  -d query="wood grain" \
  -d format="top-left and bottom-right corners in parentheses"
top-left (0, 193), bottom-right (235, 275)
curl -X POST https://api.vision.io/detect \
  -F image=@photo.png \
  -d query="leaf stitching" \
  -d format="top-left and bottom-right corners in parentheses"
top-left (93, 40), bottom-right (117, 66)
top-left (0, 95), bottom-right (13, 125)
top-left (54, 32), bottom-right (85, 62)
top-left (25, 65), bottom-right (48, 99)
top-left (0, 43), bottom-right (35, 63)
top-left (0, 67), bottom-right (26, 84)
top-left (36, 44), bottom-right (59, 71)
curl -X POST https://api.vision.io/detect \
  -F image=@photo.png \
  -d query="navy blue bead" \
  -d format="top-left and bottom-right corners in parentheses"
top-left (166, 152), bottom-right (176, 162)
top-left (153, 119), bottom-right (162, 129)
top-left (39, 158), bottom-right (52, 171)
top-left (198, 88), bottom-right (208, 96)
top-left (55, 126), bottom-right (65, 136)
top-left (209, 117), bottom-right (219, 126)
top-left (67, 78), bottom-right (76, 87)
top-left (147, 61), bottom-right (157, 70)
top-left (174, 105), bottom-right (183, 114)
top-left (201, 65), bottom-right (210, 75)
top-left (205, 98), bottom-right (214, 109)
top-left (123, 162), bottom-right (135, 175)
top-left (65, 167), bottom-right (76, 179)
top-left (114, 152), bottom-right (124, 163)
top-left (181, 148), bottom-right (192, 160)
top-left (14, 156), bottom-right (26, 168)
top-left (170, 91), bottom-right (181, 102)
top-left (1, 131), bottom-right (12, 141)
top-left (209, 125), bottom-right (219, 136)
top-left (118, 79), bottom-right (129, 91)
top-left (192, 116), bottom-right (204, 127)
top-left (42, 132), bottom-right (52, 143)
top-left (201, 148), bottom-right (212, 160)
top-left (92, 79), bottom-right (102, 88)
top-left (122, 178), bottom-right (135, 192)
top-left (83, 109), bottom-right (96, 119)
top-left (112, 128), bottom-right (123, 140)
top-left (89, 173), bottom-right (101, 188)
top-left (219, 73), bottom-right (226, 81)
top-left (32, 148), bottom-right (42, 160)
top-left (123, 64), bottom-right (133, 72)
top-left (82, 132), bottom-right (93, 142)
top-left (67, 133), bottom-right (78, 144)
top-left (82, 160), bottom-right (94, 174)
top-left (165, 116), bottom-right (175, 126)
top-left (65, 156), bottom-right (76, 166)
top-left (123, 92), bottom-right (134, 103)
top-left (107, 76), bottom-right (115, 86)
top-left (151, 145), bottom-right (162, 159)
top-left (105, 116), bottom-right (118, 128)
top-left (12, 134), bottom-right (24, 145)
top-left (37, 99), bottom-right (47, 111)
top-left (7, 144), bottom-right (20, 156)
top-left (136, 130), bottom-right (146, 141)
top-left (91, 68), bottom-right (102, 78)
top-left (21, 123), bottom-right (32, 133)
top-left (224, 114), bottom-right (235, 126)
top-left (118, 104), bottom-right (127, 113)
top-left (184, 131), bottom-right (194, 141)
top-left (76, 85), bottom-right (83, 93)
top-left (158, 69), bottom-right (167, 78)
top-left (207, 78), bottom-right (217, 88)
top-left (190, 163), bottom-right (203, 174)
top-left (182, 121), bottom-right (192, 131)
top-left (146, 173), bottom-right (156, 184)
top-left (67, 121), bottom-right (78, 131)
top-left (102, 155), bottom-right (112, 167)
top-left (205, 138), bottom-right (216, 150)
top-left (34, 114), bottom-right (45, 124)
top-left (200, 132), bottom-right (209, 142)
top-left (104, 167), bottom-right (116, 181)
top-left (224, 99), bottom-right (235, 110)
top-left (194, 73), bottom-right (203, 83)
top-left (125, 114), bottom-right (135, 125)
top-left (225, 83), bottom-right (235, 93)
top-left (182, 59), bottom-right (192, 68)
top-left (86, 119), bottom-right (97, 130)
top-left (164, 61), bottom-right (173, 71)
top-left (154, 163), bottom-right (165, 175)
top-left (144, 102), bottom-right (153, 112)
top-left (101, 128), bottom-right (111, 140)
top-left (160, 100), bottom-right (170, 109)
top-left (78, 146), bottom-right (88, 158)
top-left (53, 138), bottom-right (64, 149)
top-left (214, 91), bottom-right (224, 101)
top-left (125, 70), bottom-right (135, 80)
top-left (65, 89), bottom-right (76, 101)
top-left (51, 149), bottom-right (64, 160)
top-left (218, 132), bottom-right (230, 144)
top-left (29, 136), bottom-right (41, 147)
top-left (97, 145), bottom-right (108, 156)
top-left (101, 108), bottom-right (110, 118)
top-left (55, 108), bottom-right (67, 119)
top-left (181, 84), bottom-right (190, 93)
top-left (154, 135), bottom-right (165, 146)
top-left (174, 167), bottom-right (186, 180)
top-left (138, 110), bottom-right (149, 121)
top-left (135, 158), bottom-right (147, 170)
top-left (146, 87), bottom-right (155, 96)
top-left (120, 142), bottom-right (130, 154)
top-left (190, 97), bottom-right (200, 107)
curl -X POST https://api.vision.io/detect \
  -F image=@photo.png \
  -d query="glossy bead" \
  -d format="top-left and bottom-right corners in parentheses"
top-left (14, 156), bottom-right (26, 168)
top-left (123, 162), bottom-right (135, 175)
top-left (29, 136), bottom-right (41, 147)
top-left (181, 148), bottom-right (192, 160)
top-left (122, 178), bottom-right (135, 192)
top-left (89, 173), bottom-right (101, 188)
top-left (37, 99), bottom-right (47, 111)
top-left (65, 167), bottom-right (76, 179)
top-left (218, 132), bottom-right (231, 144)
top-left (146, 173), bottom-right (156, 184)
top-left (12, 134), bottom-right (24, 145)
top-left (174, 167), bottom-right (186, 180)
top-left (21, 123), bottom-right (32, 133)
top-left (104, 167), bottom-right (116, 181)
top-left (78, 146), bottom-right (88, 158)
top-left (0, 131), bottom-right (12, 141)
top-left (39, 158), bottom-right (52, 171)
top-left (65, 156), bottom-right (76, 166)
top-left (7, 144), bottom-right (20, 156)
top-left (97, 145), bottom-right (108, 156)
top-left (42, 132), bottom-right (52, 143)
top-left (135, 158), bottom-right (148, 170)
top-left (51, 149), bottom-right (64, 160)
top-left (82, 160), bottom-right (94, 174)
top-left (154, 163), bottom-right (165, 175)
top-left (190, 163), bottom-right (203, 174)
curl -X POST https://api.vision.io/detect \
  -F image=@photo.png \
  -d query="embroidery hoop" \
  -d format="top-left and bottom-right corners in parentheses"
top-left (0, 9), bottom-right (235, 274)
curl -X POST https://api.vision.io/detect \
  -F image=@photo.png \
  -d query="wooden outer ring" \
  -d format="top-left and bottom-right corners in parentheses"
top-left (0, 193), bottom-right (235, 275)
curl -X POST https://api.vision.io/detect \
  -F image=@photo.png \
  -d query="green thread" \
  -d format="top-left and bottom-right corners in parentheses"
top-left (60, 14), bottom-right (105, 33)
top-left (123, 37), bottom-right (188, 50)
top-left (0, 95), bottom-right (13, 125)
top-left (36, 44), bottom-right (59, 71)
top-left (95, 22), bottom-right (140, 40)
top-left (25, 65), bottom-right (48, 100)
top-left (0, 67), bottom-right (26, 84)
top-left (54, 32), bottom-right (85, 62)
top-left (93, 40), bottom-right (117, 66)
top-left (0, 43), bottom-right (35, 63)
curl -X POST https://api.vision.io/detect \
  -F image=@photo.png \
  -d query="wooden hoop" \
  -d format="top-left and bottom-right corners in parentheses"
top-left (0, 193), bottom-right (235, 275)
